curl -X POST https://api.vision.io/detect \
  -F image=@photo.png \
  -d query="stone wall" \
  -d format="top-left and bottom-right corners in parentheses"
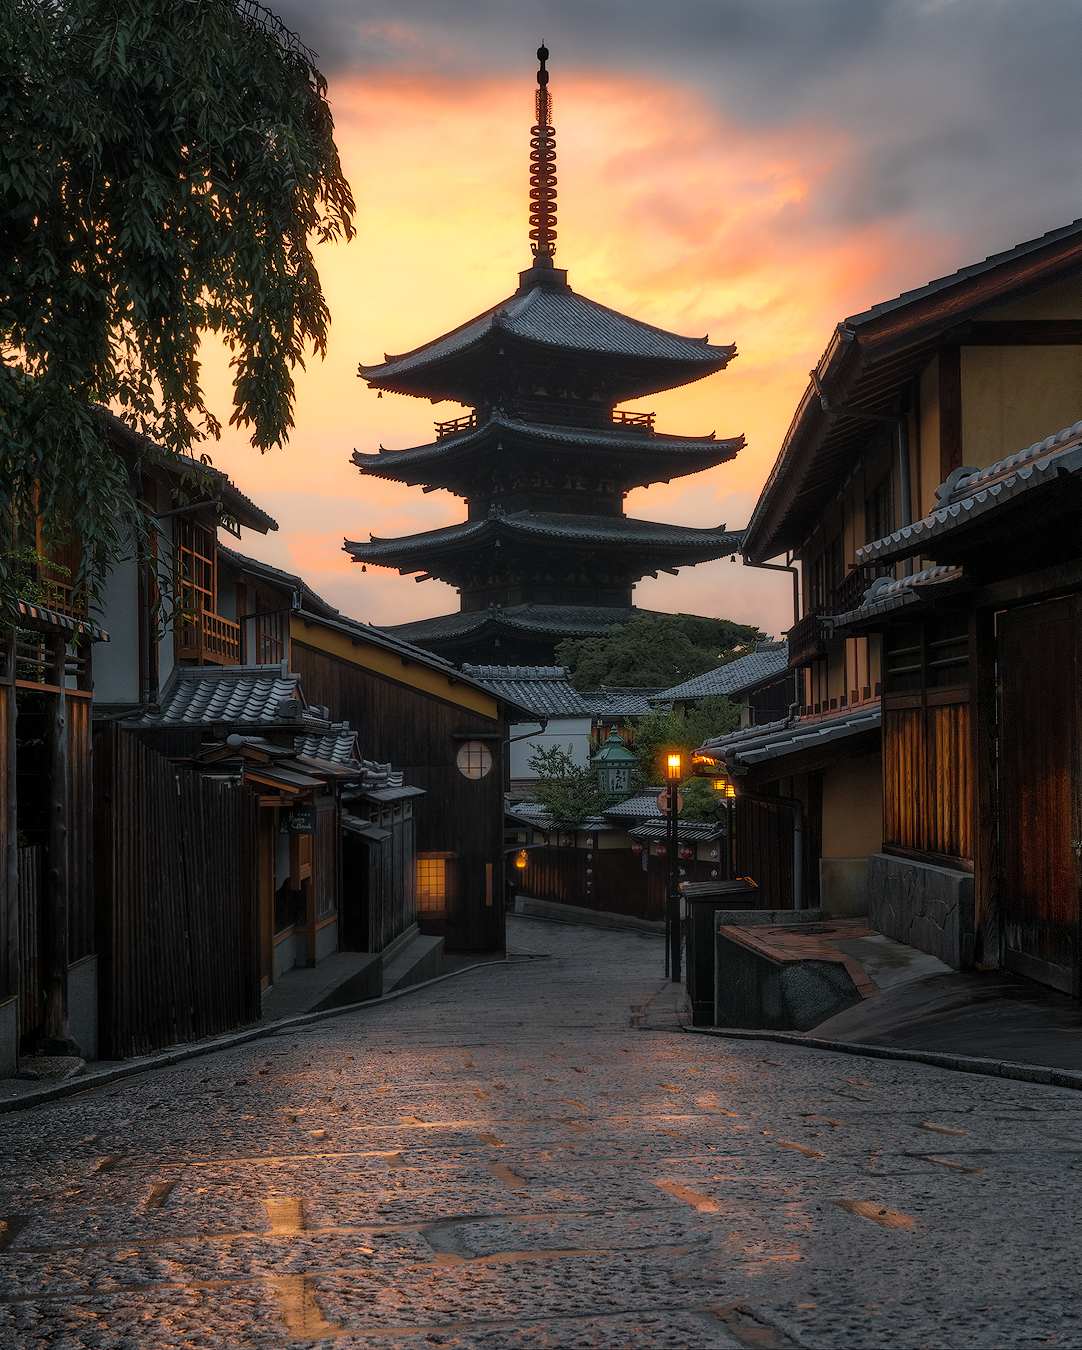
top-left (868, 853), bottom-right (974, 969)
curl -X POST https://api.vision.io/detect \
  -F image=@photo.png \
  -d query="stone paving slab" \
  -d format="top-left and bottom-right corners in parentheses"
top-left (3, 918), bottom-right (1082, 1347)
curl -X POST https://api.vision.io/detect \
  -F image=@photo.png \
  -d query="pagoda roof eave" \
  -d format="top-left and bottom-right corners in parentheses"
top-left (344, 510), bottom-right (745, 570)
top-left (357, 282), bottom-right (736, 403)
top-left (351, 415), bottom-right (744, 487)
top-left (377, 602), bottom-right (672, 644)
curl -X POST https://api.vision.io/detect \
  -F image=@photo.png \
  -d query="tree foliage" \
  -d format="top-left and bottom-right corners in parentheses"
top-left (629, 697), bottom-right (741, 790)
top-left (556, 614), bottom-right (768, 692)
top-left (526, 743), bottom-right (608, 827)
top-left (0, 0), bottom-right (354, 605)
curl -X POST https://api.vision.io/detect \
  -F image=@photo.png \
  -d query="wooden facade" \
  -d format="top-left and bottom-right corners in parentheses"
top-left (738, 217), bottom-right (1082, 959)
top-left (0, 612), bottom-right (101, 1071)
top-left (93, 722), bottom-right (260, 1057)
top-left (516, 845), bottom-right (722, 923)
top-left (291, 635), bottom-right (507, 952)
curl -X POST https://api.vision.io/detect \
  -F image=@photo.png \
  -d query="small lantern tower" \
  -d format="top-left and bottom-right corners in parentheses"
top-left (591, 727), bottom-right (637, 802)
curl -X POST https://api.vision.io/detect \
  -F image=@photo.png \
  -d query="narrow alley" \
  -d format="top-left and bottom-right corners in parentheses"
top-left (1, 918), bottom-right (1080, 1349)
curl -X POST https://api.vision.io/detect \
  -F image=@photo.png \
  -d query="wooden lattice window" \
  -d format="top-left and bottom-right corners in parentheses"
top-left (177, 518), bottom-right (216, 615)
top-left (416, 857), bottom-right (447, 914)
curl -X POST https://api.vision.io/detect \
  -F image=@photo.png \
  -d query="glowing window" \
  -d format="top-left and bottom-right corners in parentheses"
top-left (416, 858), bottom-right (446, 914)
top-left (456, 741), bottom-right (493, 779)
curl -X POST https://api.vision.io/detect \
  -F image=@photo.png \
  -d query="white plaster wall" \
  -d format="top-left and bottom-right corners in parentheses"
top-left (92, 545), bottom-right (141, 706)
top-left (510, 718), bottom-right (593, 778)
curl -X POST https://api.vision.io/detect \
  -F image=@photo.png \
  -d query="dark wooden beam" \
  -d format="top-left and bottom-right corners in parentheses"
top-left (41, 633), bottom-right (74, 1053)
top-left (938, 346), bottom-right (963, 480)
top-left (949, 319), bottom-right (1082, 346)
top-left (975, 557), bottom-right (1082, 609)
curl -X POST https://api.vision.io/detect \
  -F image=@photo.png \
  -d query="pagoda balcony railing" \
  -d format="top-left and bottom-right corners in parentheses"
top-left (612, 410), bottom-right (655, 432)
top-left (435, 411), bottom-right (480, 440)
top-left (175, 606), bottom-right (241, 666)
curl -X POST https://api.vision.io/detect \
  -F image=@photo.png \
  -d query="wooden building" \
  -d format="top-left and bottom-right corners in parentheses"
top-left (347, 51), bottom-right (745, 665)
top-left (1, 602), bottom-right (107, 1076)
top-left (659, 640), bottom-right (797, 727)
top-left (830, 418), bottom-right (1082, 993)
top-left (124, 663), bottom-right (426, 1001)
top-left (91, 410), bottom-right (279, 716)
top-left (508, 793), bottom-right (727, 926)
top-left (213, 550), bottom-right (534, 953)
top-left (731, 216), bottom-right (1082, 937)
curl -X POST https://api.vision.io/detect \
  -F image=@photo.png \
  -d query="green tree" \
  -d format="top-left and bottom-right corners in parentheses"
top-left (629, 696), bottom-right (740, 790)
top-left (526, 743), bottom-right (608, 827)
top-left (556, 614), bottom-right (767, 692)
top-left (0, 0), bottom-right (354, 608)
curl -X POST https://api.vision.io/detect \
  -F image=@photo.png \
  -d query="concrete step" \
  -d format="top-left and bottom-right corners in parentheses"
top-left (382, 934), bottom-right (444, 994)
top-left (259, 951), bottom-right (382, 1022)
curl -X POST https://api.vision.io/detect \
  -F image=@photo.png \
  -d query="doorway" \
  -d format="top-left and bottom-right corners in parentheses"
top-left (997, 595), bottom-right (1080, 994)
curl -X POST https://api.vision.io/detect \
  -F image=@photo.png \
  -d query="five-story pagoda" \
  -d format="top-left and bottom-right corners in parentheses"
top-left (347, 47), bottom-right (746, 665)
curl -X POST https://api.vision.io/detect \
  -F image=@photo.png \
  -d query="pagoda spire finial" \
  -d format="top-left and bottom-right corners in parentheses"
top-left (529, 44), bottom-right (557, 267)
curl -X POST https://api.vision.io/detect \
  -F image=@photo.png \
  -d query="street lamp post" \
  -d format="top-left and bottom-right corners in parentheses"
top-left (666, 752), bottom-right (682, 984)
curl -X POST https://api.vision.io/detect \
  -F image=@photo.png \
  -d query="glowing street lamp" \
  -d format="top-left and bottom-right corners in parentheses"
top-left (515, 849), bottom-right (528, 869)
top-left (664, 750), bottom-right (683, 983)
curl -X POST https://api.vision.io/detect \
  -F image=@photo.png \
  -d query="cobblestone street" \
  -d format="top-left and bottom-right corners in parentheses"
top-left (2, 917), bottom-right (1081, 1348)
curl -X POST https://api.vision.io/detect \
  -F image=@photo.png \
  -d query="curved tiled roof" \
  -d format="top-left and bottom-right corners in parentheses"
top-left (352, 412), bottom-right (742, 488)
top-left (460, 664), bottom-right (592, 717)
top-left (856, 420), bottom-right (1082, 567)
top-left (136, 665), bottom-right (326, 728)
top-left (379, 603), bottom-right (654, 644)
top-left (697, 702), bottom-right (881, 771)
top-left (583, 686), bottom-right (667, 716)
top-left (822, 565), bottom-right (965, 633)
top-left (360, 282), bottom-right (735, 384)
top-left (346, 511), bottom-right (743, 565)
top-left (658, 641), bottom-right (790, 702)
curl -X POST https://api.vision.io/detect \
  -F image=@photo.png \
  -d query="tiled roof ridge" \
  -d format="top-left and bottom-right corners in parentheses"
top-left (857, 418), bottom-right (1082, 566)
top-left (461, 663), bottom-right (573, 680)
top-left (846, 217), bottom-right (1082, 327)
top-left (351, 512), bottom-right (743, 555)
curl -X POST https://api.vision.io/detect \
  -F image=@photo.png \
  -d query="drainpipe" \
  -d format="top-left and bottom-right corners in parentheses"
top-left (811, 372), bottom-right (914, 577)
top-left (731, 786), bottom-right (805, 911)
top-left (741, 553), bottom-right (800, 628)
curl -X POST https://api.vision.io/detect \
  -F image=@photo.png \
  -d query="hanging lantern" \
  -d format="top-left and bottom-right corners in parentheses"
top-left (515, 849), bottom-right (528, 869)
top-left (559, 832), bottom-right (574, 848)
top-left (655, 843), bottom-right (667, 857)
top-left (679, 844), bottom-right (694, 860)
top-left (631, 841), bottom-right (645, 855)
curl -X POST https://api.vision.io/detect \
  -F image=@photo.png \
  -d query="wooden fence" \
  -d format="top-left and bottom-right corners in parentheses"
top-left (517, 847), bottom-right (722, 923)
top-left (340, 817), bottom-right (416, 953)
top-left (17, 845), bottom-right (41, 1040)
top-left (94, 722), bottom-right (260, 1058)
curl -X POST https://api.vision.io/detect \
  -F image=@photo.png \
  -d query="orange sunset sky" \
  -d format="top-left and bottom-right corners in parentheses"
top-left (197, 18), bottom-right (1082, 642)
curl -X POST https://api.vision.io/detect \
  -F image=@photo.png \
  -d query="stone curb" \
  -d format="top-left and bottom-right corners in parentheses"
top-left (0, 959), bottom-right (507, 1116)
top-left (682, 1025), bottom-right (1082, 1092)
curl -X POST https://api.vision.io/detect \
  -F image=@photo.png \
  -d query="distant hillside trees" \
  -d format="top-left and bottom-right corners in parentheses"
top-left (556, 614), bottom-right (767, 692)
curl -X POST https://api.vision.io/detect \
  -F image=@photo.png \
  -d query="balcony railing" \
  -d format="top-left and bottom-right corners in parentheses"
top-left (434, 411), bottom-right (479, 440)
top-left (786, 610), bottom-right (828, 669)
top-left (612, 410), bottom-right (656, 431)
top-left (829, 567), bottom-right (872, 616)
top-left (176, 608), bottom-right (241, 666)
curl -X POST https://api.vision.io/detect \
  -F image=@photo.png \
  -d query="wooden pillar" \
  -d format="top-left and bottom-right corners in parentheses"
top-left (938, 346), bottom-right (963, 481)
top-left (42, 632), bottom-right (73, 1051)
top-left (971, 605), bottom-right (999, 966)
top-left (2, 627), bottom-right (17, 1007)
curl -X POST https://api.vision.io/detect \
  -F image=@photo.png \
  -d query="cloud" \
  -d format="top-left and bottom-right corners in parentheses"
top-left (273, 0), bottom-right (1082, 249)
top-left (204, 7), bottom-right (1082, 645)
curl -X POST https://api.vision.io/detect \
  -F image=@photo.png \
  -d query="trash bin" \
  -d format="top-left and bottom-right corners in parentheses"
top-left (683, 878), bottom-right (760, 1025)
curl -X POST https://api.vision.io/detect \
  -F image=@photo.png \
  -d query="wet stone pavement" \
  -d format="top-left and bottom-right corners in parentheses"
top-left (2, 918), bottom-right (1082, 1349)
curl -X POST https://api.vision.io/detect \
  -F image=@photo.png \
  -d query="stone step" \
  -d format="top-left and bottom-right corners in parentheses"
top-left (382, 934), bottom-right (444, 994)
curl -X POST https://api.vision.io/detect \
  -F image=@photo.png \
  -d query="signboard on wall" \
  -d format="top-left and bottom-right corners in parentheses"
top-left (279, 806), bottom-right (316, 835)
